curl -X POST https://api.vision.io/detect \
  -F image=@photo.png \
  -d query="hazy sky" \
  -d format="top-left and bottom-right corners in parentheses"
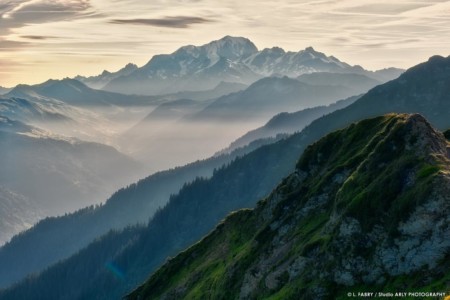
top-left (1, 0), bottom-right (450, 87)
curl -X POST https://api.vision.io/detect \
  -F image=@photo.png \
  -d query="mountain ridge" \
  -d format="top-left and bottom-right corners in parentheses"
top-left (98, 36), bottom-right (403, 95)
top-left (74, 63), bottom-right (138, 89)
top-left (127, 113), bottom-right (450, 299)
top-left (6, 78), bottom-right (159, 107)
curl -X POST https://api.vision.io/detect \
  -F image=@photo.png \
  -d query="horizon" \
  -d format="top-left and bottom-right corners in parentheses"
top-left (1, 36), bottom-right (415, 89)
top-left (1, 0), bottom-right (450, 87)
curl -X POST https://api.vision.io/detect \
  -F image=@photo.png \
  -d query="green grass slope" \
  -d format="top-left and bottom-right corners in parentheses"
top-left (128, 114), bottom-right (450, 300)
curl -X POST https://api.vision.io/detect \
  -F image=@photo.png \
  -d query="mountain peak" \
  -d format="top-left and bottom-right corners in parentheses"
top-left (427, 55), bottom-right (446, 63)
top-left (217, 35), bottom-right (256, 45)
top-left (402, 55), bottom-right (450, 79)
top-left (203, 36), bottom-right (258, 59)
top-left (171, 36), bottom-right (258, 62)
top-left (122, 63), bottom-right (138, 71)
top-left (298, 113), bottom-right (447, 173)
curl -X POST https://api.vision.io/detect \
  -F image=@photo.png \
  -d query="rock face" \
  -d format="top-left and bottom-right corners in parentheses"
top-left (127, 114), bottom-right (450, 299)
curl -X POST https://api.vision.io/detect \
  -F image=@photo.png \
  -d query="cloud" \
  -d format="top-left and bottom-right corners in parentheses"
top-left (110, 16), bottom-right (212, 28)
top-left (1, 0), bottom-right (91, 19)
top-left (0, 0), bottom-right (94, 36)
top-left (0, 39), bottom-right (27, 51)
top-left (20, 35), bottom-right (57, 40)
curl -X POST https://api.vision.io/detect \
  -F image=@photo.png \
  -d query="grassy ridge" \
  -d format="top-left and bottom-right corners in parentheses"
top-left (127, 114), bottom-right (450, 299)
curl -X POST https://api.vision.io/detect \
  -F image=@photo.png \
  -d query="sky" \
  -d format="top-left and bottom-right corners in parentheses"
top-left (1, 0), bottom-right (450, 87)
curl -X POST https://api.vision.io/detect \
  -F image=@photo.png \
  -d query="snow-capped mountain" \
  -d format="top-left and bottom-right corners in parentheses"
top-left (100, 36), bottom-right (403, 95)
top-left (243, 46), bottom-right (359, 77)
top-left (103, 36), bottom-right (260, 95)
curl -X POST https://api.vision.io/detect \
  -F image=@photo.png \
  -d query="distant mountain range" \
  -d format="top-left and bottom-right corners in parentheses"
top-left (76, 36), bottom-right (402, 95)
top-left (74, 63), bottom-right (138, 90)
top-left (0, 116), bottom-right (144, 244)
top-left (2, 79), bottom-right (165, 144)
top-left (0, 55), bottom-right (448, 300)
top-left (6, 78), bottom-right (159, 107)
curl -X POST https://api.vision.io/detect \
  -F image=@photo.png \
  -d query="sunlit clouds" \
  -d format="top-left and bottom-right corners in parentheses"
top-left (1, 0), bottom-right (450, 86)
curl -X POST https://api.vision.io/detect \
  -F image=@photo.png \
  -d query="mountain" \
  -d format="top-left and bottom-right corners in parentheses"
top-left (0, 96), bottom-right (73, 123)
top-left (0, 125), bottom-right (303, 299)
top-left (301, 55), bottom-right (450, 134)
top-left (0, 94), bottom-right (126, 149)
top-left (0, 87), bottom-right (11, 95)
top-left (0, 131), bottom-right (274, 290)
top-left (371, 67), bottom-right (405, 82)
top-left (0, 186), bottom-right (42, 246)
top-left (189, 76), bottom-right (361, 122)
top-left (6, 78), bottom-right (159, 107)
top-left (0, 117), bottom-right (144, 243)
top-left (296, 72), bottom-right (382, 93)
top-left (162, 81), bottom-right (248, 101)
top-left (218, 95), bottom-right (360, 154)
top-left (4, 79), bottom-right (164, 144)
top-left (75, 63), bottom-right (138, 89)
top-left (128, 114), bottom-right (450, 299)
top-left (0, 55), bottom-right (447, 299)
top-left (104, 36), bottom-right (260, 95)
top-left (243, 46), bottom-right (361, 77)
top-left (103, 36), bottom-right (403, 96)
top-left (0, 130), bottom-right (142, 214)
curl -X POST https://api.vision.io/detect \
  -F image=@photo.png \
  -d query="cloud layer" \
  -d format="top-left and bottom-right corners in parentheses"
top-left (1, 0), bottom-right (450, 86)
